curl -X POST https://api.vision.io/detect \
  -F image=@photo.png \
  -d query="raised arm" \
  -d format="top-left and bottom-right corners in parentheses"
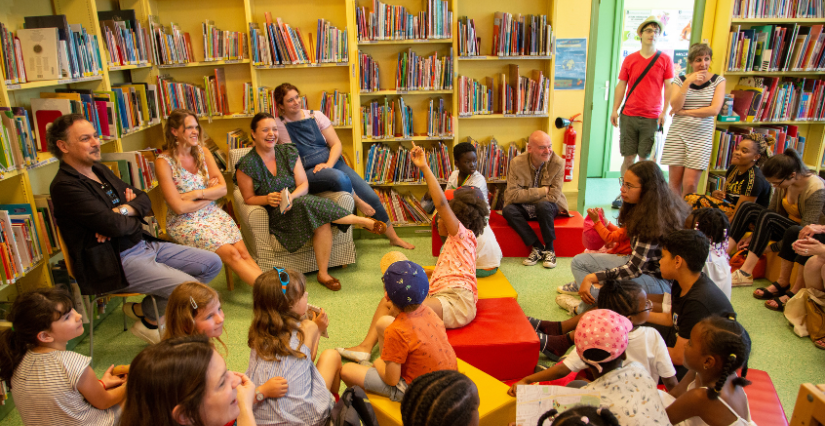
top-left (410, 142), bottom-right (460, 236)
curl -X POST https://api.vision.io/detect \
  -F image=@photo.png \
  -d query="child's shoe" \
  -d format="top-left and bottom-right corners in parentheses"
top-left (731, 269), bottom-right (754, 287)
top-left (555, 294), bottom-right (580, 316)
top-left (557, 281), bottom-right (578, 295)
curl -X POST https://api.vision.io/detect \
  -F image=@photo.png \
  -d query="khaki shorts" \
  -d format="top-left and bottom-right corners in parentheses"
top-left (430, 287), bottom-right (477, 329)
top-left (619, 113), bottom-right (658, 158)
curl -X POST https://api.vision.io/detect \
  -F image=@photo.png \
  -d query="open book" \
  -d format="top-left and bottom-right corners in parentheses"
top-left (279, 187), bottom-right (292, 214)
top-left (306, 304), bottom-right (328, 338)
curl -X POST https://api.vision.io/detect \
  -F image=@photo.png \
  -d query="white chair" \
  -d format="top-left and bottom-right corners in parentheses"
top-left (228, 147), bottom-right (356, 273)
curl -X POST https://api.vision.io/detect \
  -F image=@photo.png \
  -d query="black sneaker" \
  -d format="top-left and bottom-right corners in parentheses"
top-left (523, 246), bottom-right (542, 266)
top-left (542, 250), bottom-right (557, 269)
top-left (611, 195), bottom-right (623, 209)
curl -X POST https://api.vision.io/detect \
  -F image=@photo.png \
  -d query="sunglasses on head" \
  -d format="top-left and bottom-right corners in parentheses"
top-left (274, 267), bottom-right (290, 294)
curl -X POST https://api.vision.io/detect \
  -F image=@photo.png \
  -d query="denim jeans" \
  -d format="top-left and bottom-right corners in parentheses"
top-left (119, 240), bottom-right (222, 321)
top-left (304, 157), bottom-right (390, 223)
top-left (501, 201), bottom-right (559, 250)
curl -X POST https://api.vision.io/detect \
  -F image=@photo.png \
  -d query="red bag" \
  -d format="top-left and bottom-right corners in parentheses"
top-left (582, 208), bottom-right (607, 251)
top-left (729, 249), bottom-right (767, 279)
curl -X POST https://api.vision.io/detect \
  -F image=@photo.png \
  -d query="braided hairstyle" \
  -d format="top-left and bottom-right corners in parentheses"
top-left (743, 133), bottom-right (774, 168)
top-left (400, 370), bottom-right (478, 426)
top-left (597, 280), bottom-right (643, 317)
top-left (686, 208), bottom-right (730, 245)
top-left (698, 313), bottom-right (752, 400)
top-left (536, 406), bottom-right (620, 426)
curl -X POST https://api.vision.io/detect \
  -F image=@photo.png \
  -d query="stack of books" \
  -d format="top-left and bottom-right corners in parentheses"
top-left (98, 10), bottom-right (154, 66)
top-left (457, 16), bottom-right (480, 57)
top-left (107, 84), bottom-right (162, 133)
top-left (319, 91), bottom-right (352, 127)
top-left (374, 188), bottom-right (431, 225)
top-left (355, 0), bottom-right (451, 41)
top-left (359, 51), bottom-right (381, 92)
top-left (202, 20), bottom-right (249, 62)
top-left (426, 97), bottom-right (452, 137)
top-left (395, 49), bottom-right (453, 91)
top-left (730, 76), bottom-right (825, 122)
top-left (508, 65), bottom-right (550, 115)
top-left (732, 0), bottom-right (824, 19)
top-left (492, 13), bottom-right (553, 57)
top-left (0, 204), bottom-right (47, 287)
top-left (466, 136), bottom-right (523, 181)
top-left (727, 24), bottom-right (825, 72)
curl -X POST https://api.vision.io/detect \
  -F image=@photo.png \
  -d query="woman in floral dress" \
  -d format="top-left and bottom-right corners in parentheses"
top-left (235, 113), bottom-right (386, 291)
top-left (156, 109), bottom-right (262, 285)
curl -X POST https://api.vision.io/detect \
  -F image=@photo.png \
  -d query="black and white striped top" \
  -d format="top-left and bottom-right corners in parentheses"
top-left (668, 74), bottom-right (725, 137)
top-left (11, 350), bottom-right (120, 426)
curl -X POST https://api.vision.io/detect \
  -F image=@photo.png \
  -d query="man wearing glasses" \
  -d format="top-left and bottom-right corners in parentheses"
top-left (610, 16), bottom-right (674, 209)
top-left (502, 130), bottom-right (569, 269)
top-left (48, 114), bottom-right (223, 344)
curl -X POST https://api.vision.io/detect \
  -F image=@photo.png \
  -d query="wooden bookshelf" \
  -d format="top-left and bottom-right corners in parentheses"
top-left (730, 18), bottom-right (825, 24)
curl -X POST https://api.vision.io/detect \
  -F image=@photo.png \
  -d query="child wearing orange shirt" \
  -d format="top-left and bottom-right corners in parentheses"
top-left (588, 207), bottom-right (632, 255)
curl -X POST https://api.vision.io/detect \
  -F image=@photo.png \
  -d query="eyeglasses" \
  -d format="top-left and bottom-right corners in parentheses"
top-left (630, 299), bottom-right (654, 315)
top-left (642, 28), bottom-right (660, 35)
top-left (619, 177), bottom-right (641, 190)
top-left (769, 177), bottom-right (787, 188)
top-left (274, 267), bottom-right (290, 294)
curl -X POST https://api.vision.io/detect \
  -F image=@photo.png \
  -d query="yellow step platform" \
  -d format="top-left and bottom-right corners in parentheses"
top-left (425, 267), bottom-right (518, 300)
top-left (367, 359), bottom-right (516, 426)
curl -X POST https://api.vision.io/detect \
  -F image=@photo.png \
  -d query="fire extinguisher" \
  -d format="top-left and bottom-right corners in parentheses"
top-left (555, 113), bottom-right (582, 182)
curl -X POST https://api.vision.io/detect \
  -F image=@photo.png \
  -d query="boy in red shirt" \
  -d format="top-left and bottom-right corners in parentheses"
top-left (610, 16), bottom-right (674, 208)
top-left (340, 256), bottom-right (457, 401)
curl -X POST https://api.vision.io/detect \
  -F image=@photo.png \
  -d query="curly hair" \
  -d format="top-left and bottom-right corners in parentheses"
top-left (697, 313), bottom-right (752, 400)
top-left (742, 133), bottom-right (775, 168)
top-left (537, 406), bottom-right (621, 426)
top-left (662, 229), bottom-right (710, 273)
top-left (618, 161), bottom-right (689, 242)
top-left (248, 269), bottom-right (307, 362)
top-left (163, 282), bottom-right (227, 354)
top-left (598, 280), bottom-right (643, 317)
top-left (449, 186), bottom-right (489, 237)
top-left (686, 208), bottom-right (729, 245)
top-left (400, 370), bottom-right (478, 426)
top-left (452, 142), bottom-right (477, 164)
top-left (163, 109), bottom-right (207, 178)
top-left (46, 113), bottom-right (88, 159)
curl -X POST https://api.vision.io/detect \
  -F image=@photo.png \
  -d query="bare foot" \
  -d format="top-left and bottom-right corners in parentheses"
top-left (390, 238), bottom-right (415, 250)
top-left (354, 196), bottom-right (376, 217)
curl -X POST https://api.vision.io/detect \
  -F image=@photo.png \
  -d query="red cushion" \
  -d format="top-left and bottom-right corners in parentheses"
top-left (446, 298), bottom-right (539, 381)
top-left (744, 369), bottom-right (788, 426)
top-left (432, 211), bottom-right (586, 258)
top-left (503, 371), bottom-right (579, 388)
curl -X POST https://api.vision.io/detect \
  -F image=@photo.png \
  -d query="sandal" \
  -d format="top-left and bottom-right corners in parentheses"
top-left (815, 338), bottom-right (825, 350)
top-left (753, 283), bottom-right (788, 300)
top-left (318, 275), bottom-right (341, 291)
top-left (366, 218), bottom-right (387, 235)
top-left (765, 290), bottom-right (794, 312)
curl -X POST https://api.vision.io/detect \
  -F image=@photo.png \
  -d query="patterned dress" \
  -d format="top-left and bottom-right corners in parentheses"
top-left (235, 144), bottom-right (350, 253)
top-left (158, 147), bottom-right (242, 252)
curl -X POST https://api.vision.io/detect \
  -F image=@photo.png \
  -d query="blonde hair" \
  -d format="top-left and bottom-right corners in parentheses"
top-left (163, 109), bottom-right (207, 178)
top-left (163, 282), bottom-right (226, 353)
top-left (248, 269), bottom-right (307, 361)
top-left (743, 133), bottom-right (775, 168)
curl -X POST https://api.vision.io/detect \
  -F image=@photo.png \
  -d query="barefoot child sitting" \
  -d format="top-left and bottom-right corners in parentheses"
top-left (340, 258), bottom-right (457, 402)
top-left (0, 288), bottom-right (127, 425)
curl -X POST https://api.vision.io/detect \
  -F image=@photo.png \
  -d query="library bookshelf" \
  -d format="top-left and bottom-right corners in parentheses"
top-left (700, 0), bottom-right (825, 193)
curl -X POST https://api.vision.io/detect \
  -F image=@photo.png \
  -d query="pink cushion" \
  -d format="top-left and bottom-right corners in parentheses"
top-left (744, 369), bottom-right (788, 426)
top-left (446, 298), bottom-right (539, 381)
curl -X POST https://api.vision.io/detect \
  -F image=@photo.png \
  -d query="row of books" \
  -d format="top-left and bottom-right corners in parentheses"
top-left (364, 141), bottom-right (453, 184)
top-left (226, 129), bottom-right (252, 150)
top-left (0, 108), bottom-right (37, 170)
top-left (730, 76), bottom-right (825, 122)
top-left (492, 13), bottom-right (553, 57)
top-left (1, 16), bottom-right (104, 83)
top-left (727, 24), bottom-right (825, 72)
top-left (101, 150), bottom-right (159, 191)
top-left (99, 10), bottom-right (154, 66)
top-left (257, 88), bottom-right (307, 117)
top-left (707, 174), bottom-right (727, 195)
top-left (487, 185), bottom-right (507, 211)
top-left (458, 75), bottom-right (494, 115)
top-left (458, 65), bottom-right (550, 116)
top-left (711, 124), bottom-right (808, 170)
top-left (203, 20), bottom-right (249, 62)
top-left (356, 0), bottom-right (452, 41)
top-left (466, 136), bottom-right (523, 181)
top-left (201, 69), bottom-right (230, 116)
top-left (426, 98), bottom-right (453, 137)
top-left (147, 16), bottom-right (196, 65)
top-left (157, 70), bottom-right (237, 118)
top-left (0, 204), bottom-right (47, 286)
top-left (375, 188), bottom-right (431, 225)
top-left (359, 52), bottom-right (381, 92)
top-left (250, 15), bottom-right (347, 66)
top-left (361, 98), bottom-right (413, 139)
top-left (732, 0), bottom-right (825, 18)
top-left (319, 91), bottom-right (353, 127)
top-left (457, 17), bottom-right (481, 57)
top-left (395, 49), bottom-right (453, 91)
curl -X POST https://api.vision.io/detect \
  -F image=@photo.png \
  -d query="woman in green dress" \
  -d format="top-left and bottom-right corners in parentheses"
top-left (235, 113), bottom-right (386, 291)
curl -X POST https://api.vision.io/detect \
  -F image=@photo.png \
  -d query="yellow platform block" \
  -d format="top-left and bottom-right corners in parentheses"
top-left (425, 267), bottom-right (518, 300)
top-left (367, 359), bottom-right (516, 426)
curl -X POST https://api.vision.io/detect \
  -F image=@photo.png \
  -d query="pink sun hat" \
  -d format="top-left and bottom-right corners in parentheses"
top-left (574, 309), bottom-right (634, 372)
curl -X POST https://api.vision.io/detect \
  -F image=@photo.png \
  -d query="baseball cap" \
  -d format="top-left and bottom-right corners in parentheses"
top-left (574, 309), bottom-right (634, 373)
top-left (382, 259), bottom-right (429, 308)
top-left (637, 16), bottom-right (663, 34)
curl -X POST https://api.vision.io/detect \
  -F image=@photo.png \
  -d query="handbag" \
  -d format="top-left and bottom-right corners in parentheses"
top-left (729, 249), bottom-right (767, 279)
top-left (806, 294), bottom-right (825, 342)
top-left (620, 50), bottom-right (663, 115)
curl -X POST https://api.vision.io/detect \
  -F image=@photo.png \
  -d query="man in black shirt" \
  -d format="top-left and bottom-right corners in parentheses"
top-left (49, 114), bottom-right (222, 344)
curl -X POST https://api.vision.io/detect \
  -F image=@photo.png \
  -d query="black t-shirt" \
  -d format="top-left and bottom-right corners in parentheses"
top-left (725, 165), bottom-right (771, 207)
top-left (672, 273), bottom-right (735, 340)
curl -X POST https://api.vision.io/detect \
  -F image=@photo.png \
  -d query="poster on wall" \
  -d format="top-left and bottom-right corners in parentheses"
top-left (621, 8), bottom-right (693, 64)
top-left (554, 38), bottom-right (587, 90)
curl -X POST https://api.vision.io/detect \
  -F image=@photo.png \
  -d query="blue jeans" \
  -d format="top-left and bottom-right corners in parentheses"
top-left (502, 201), bottom-right (559, 251)
top-left (569, 252), bottom-right (672, 313)
top-left (119, 240), bottom-right (222, 321)
top-left (304, 157), bottom-right (390, 223)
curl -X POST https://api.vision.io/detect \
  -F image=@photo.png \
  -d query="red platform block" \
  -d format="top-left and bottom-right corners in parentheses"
top-left (744, 369), bottom-right (788, 426)
top-left (446, 298), bottom-right (539, 381)
top-left (431, 211), bottom-right (585, 258)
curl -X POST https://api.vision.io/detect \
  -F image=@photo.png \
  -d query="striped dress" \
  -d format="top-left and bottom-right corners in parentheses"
top-left (12, 350), bottom-right (120, 426)
top-left (661, 74), bottom-right (725, 170)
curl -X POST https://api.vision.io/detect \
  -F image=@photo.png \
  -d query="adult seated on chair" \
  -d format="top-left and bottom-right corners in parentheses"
top-left (272, 83), bottom-right (414, 250)
top-left (48, 114), bottom-right (223, 344)
top-left (502, 130), bottom-right (568, 269)
top-left (234, 113), bottom-right (387, 291)
top-left (156, 109), bottom-right (262, 285)
top-left (729, 149), bottom-right (825, 308)
top-left (794, 224), bottom-right (825, 350)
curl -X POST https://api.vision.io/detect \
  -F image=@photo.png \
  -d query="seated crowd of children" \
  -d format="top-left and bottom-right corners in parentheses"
top-left (0, 140), bottom-right (813, 426)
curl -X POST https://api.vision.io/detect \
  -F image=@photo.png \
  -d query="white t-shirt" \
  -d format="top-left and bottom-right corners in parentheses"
top-left (563, 326), bottom-right (676, 383)
top-left (583, 362), bottom-right (672, 426)
top-left (704, 247), bottom-right (732, 300)
top-left (446, 170), bottom-right (501, 269)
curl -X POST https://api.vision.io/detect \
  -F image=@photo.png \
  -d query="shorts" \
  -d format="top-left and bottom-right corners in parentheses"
top-left (430, 287), bottom-right (477, 329)
top-left (619, 114), bottom-right (658, 158)
top-left (363, 367), bottom-right (408, 402)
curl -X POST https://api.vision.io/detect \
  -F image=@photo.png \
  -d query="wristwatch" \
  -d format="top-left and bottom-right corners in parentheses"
top-left (118, 206), bottom-right (129, 216)
top-left (255, 389), bottom-right (265, 402)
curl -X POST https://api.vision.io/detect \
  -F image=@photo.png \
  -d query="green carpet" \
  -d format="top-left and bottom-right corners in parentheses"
top-left (0, 178), bottom-right (821, 424)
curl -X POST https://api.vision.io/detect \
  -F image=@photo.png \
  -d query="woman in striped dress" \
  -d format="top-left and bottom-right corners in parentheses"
top-left (662, 43), bottom-right (726, 197)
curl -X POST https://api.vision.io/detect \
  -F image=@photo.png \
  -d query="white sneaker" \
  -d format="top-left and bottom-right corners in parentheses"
top-left (555, 294), bottom-right (580, 316)
top-left (542, 250), bottom-right (557, 269)
top-left (130, 321), bottom-right (160, 344)
top-left (523, 247), bottom-right (543, 266)
top-left (731, 269), bottom-right (754, 287)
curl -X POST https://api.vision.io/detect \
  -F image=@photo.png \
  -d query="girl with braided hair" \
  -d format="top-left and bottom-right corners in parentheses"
top-left (514, 280), bottom-right (677, 396)
top-left (685, 208), bottom-right (732, 299)
top-left (400, 370), bottom-right (480, 426)
top-left (666, 313), bottom-right (755, 426)
top-left (684, 133), bottom-right (773, 219)
top-left (535, 406), bottom-right (620, 426)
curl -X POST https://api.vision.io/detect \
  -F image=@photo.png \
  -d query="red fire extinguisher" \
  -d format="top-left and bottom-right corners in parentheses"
top-left (555, 114), bottom-right (582, 182)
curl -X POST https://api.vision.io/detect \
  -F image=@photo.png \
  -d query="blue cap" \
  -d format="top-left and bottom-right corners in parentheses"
top-left (382, 260), bottom-right (429, 308)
